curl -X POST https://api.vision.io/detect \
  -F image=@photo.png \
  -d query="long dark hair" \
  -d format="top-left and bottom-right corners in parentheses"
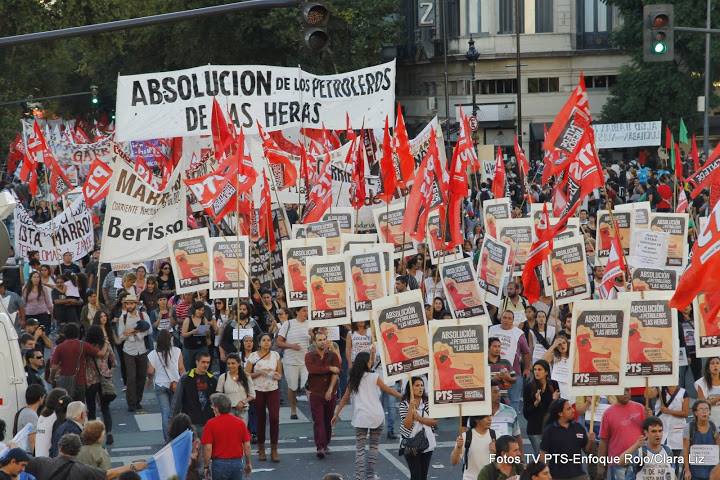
top-left (702, 356), bottom-right (720, 389)
top-left (167, 413), bottom-right (195, 441)
top-left (225, 353), bottom-right (250, 394)
top-left (22, 271), bottom-right (46, 303)
top-left (41, 388), bottom-right (69, 417)
top-left (347, 351), bottom-right (371, 394)
top-left (529, 360), bottom-right (555, 397)
top-left (92, 310), bottom-right (113, 343)
top-left (85, 325), bottom-right (105, 349)
top-left (240, 335), bottom-right (256, 364)
top-left (402, 376), bottom-right (428, 404)
top-left (159, 261), bottom-right (175, 283)
top-left (156, 330), bottom-right (173, 367)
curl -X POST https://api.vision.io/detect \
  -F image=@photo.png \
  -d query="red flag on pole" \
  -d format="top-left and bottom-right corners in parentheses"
top-left (598, 226), bottom-right (627, 299)
top-left (521, 203), bottom-right (554, 304)
top-left (444, 111), bottom-right (475, 250)
top-left (350, 138), bottom-right (367, 209)
top-left (377, 117), bottom-right (398, 203)
top-left (691, 134), bottom-right (701, 172)
top-left (674, 142), bottom-right (684, 182)
top-left (402, 128), bottom-right (441, 242)
top-left (259, 172), bottom-right (276, 252)
top-left (19, 152), bottom-right (39, 196)
top-left (82, 158), bottom-right (113, 208)
top-left (514, 134), bottom-right (529, 178)
top-left (300, 151), bottom-right (333, 224)
top-left (394, 105), bottom-right (415, 187)
top-left (491, 147), bottom-right (506, 199)
top-left (45, 151), bottom-right (73, 200)
top-left (676, 188), bottom-right (689, 213)
top-left (211, 98), bottom-right (234, 160)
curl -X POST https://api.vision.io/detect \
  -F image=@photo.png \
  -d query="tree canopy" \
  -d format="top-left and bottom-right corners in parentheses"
top-left (0, 0), bottom-right (400, 146)
top-left (601, 0), bottom-right (720, 134)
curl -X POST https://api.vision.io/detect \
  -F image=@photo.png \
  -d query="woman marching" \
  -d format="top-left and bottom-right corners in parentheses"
top-left (332, 351), bottom-right (401, 480)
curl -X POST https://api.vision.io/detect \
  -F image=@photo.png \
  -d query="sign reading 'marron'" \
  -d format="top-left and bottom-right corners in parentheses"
top-left (115, 61), bottom-right (396, 142)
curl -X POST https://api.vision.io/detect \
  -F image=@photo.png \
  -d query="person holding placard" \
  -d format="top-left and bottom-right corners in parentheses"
top-left (489, 311), bottom-right (531, 416)
top-left (678, 306), bottom-right (701, 393)
top-left (539, 398), bottom-right (595, 480)
top-left (683, 400), bottom-right (719, 480)
top-left (398, 376), bottom-right (438, 480)
top-left (523, 360), bottom-right (560, 454)
top-left (180, 302), bottom-right (211, 371)
top-left (618, 416), bottom-right (676, 480)
top-left (449, 415), bottom-right (496, 480)
top-left (597, 389), bottom-right (646, 480)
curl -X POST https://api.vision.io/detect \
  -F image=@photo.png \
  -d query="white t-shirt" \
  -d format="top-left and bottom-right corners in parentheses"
top-left (351, 372), bottom-right (384, 429)
top-left (35, 413), bottom-right (56, 458)
top-left (460, 429), bottom-right (494, 480)
top-left (248, 350), bottom-right (281, 392)
top-left (148, 347), bottom-right (182, 388)
top-left (278, 319), bottom-right (311, 365)
top-left (694, 378), bottom-right (720, 427)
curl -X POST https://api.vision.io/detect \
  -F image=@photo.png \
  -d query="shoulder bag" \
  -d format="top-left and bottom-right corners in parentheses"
top-left (57, 341), bottom-right (84, 396)
top-left (93, 355), bottom-right (117, 402)
top-left (400, 403), bottom-right (429, 456)
top-left (157, 351), bottom-right (178, 393)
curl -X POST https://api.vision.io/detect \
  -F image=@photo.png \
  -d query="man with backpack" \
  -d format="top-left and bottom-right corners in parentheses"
top-left (618, 417), bottom-right (675, 480)
top-left (116, 294), bottom-right (151, 412)
top-left (13, 384), bottom-right (45, 454)
top-left (450, 415), bottom-right (496, 480)
top-left (539, 398), bottom-right (595, 480)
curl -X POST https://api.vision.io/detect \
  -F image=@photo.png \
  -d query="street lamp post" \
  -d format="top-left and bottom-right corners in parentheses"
top-left (465, 37), bottom-right (480, 137)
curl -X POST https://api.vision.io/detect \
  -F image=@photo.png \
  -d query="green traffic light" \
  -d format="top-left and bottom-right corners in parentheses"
top-left (91, 97), bottom-right (99, 105)
top-left (652, 41), bottom-right (667, 54)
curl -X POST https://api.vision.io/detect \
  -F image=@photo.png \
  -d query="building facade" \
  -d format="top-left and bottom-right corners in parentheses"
top-left (396, 0), bottom-right (630, 159)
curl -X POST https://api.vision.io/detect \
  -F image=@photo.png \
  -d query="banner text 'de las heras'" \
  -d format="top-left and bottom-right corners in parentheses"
top-left (115, 62), bottom-right (396, 141)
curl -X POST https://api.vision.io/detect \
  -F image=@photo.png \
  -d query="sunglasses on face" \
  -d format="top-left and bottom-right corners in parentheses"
top-left (34, 356), bottom-right (43, 360)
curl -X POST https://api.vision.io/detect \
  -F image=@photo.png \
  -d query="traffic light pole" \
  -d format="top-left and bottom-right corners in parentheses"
top-left (0, 0), bottom-right (300, 48)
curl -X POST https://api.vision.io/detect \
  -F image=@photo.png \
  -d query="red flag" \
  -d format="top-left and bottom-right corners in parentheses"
top-left (521, 203), bottom-right (554, 303)
top-left (26, 120), bottom-right (48, 156)
top-left (687, 142), bottom-right (720, 198)
top-left (665, 126), bottom-right (672, 154)
top-left (674, 142), bottom-right (684, 182)
top-left (268, 131), bottom-right (302, 156)
top-left (260, 122), bottom-right (297, 190)
top-left (676, 188), bottom-right (689, 213)
top-left (598, 225), bottom-right (627, 299)
top-left (19, 152), bottom-right (38, 196)
top-left (443, 112), bottom-right (475, 250)
top-left (491, 147), bottom-right (506, 199)
top-left (45, 152), bottom-right (73, 200)
top-left (544, 74), bottom-right (591, 158)
top-left (377, 117), bottom-right (398, 203)
top-left (394, 105), bottom-right (415, 187)
top-left (301, 151), bottom-right (333, 224)
top-left (6, 134), bottom-right (23, 175)
top-left (258, 172), bottom-right (276, 252)
top-left (232, 129), bottom-right (258, 195)
top-left (350, 138), bottom-right (367, 209)
top-left (211, 98), bottom-right (234, 160)
top-left (514, 135), bottom-right (529, 178)
top-left (402, 128), bottom-right (441, 242)
top-left (82, 158), bottom-right (113, 208)
top-left (670, 201), bottom-right (720, 316)
top-left (345, 113), bottom-right (357, 142)
top-left (299, 144), bottom-right (311, 201)
top-left (691, 134), bottom-right (700, 172)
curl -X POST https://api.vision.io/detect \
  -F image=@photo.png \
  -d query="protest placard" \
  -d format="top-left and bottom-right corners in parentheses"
top-left (439, 258), bottom-right (487, 321)
top-left (426, 209), bottom-right (462, 265)
top-left (569, 300), bottom-right (629, 396)
top-left (482, 198), bottom-right (511, 239)
top-left (619, 292), bottom-right (678, 387)
top-left (428, 319), bottom-right (491, 418)
top-left (629, 229), bottom-right (669, 268)
top-left (550, 236), bottom-right (590, 305)
top-left (282, 238), bottom-right (327, 308)
top-left (372, 290), bottom-right (430, 382)
top-left (496, 218), bottom-right (532, 274)
top-left (477, 235), bottom-right (509, 307)
top-left (630, 267), bottom-right (679, 292)
top-left (306, 254), bottom-right (349, 327)
top-left (649, 213), bottom-right (689, 267)
top-left (346, 249), bottom-right (387, 322)
top-left (208, 236), bottom-right (249, 299)
top-left (373, 202), bottom-right (416, 259)
top-left (167, 228), bottom-right (211, 294)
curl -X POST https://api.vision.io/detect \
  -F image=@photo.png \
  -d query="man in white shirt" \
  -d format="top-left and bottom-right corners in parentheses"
top-left (451, 415), bottom-right (496, 480)
top-left (488, 310), bottom-right (531, 416)
top-left (276, 306), bottom-right (311, 420)
top-left (117, 294), bottom-right (150, 412)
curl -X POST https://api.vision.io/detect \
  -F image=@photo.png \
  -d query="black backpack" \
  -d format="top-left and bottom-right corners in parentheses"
top-left (463, 428), bottom-right (497, 471)
top-left (688, 420), bottom-right (717, 445)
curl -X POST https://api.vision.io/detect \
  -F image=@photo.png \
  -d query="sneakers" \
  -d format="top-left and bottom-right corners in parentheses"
top-left (387, 431), bottom-right (397, 440)
top-left (316, 449), bottom-right (325, 459)
top-left (290, 413), bottom-right (299, 420)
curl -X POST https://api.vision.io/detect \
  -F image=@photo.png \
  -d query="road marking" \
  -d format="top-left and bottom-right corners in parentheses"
top-left (379, 445), bottom-right (410, 478)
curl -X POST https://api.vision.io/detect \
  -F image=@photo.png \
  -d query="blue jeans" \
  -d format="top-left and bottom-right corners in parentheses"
top-left (154, 385), bottom-right (173, 442)
top-left (211, 458), bottom-right (244, 480)
top-left (508, 375), bottom-right (524, 418)
top-left (381, 383), bottom-right (398, 433)
top-left (247, 403), bottom-right (257, 435)
top-left (607, 466), bottom-right (627, 480)
top-left (528, 434), bottom-right (542, 455)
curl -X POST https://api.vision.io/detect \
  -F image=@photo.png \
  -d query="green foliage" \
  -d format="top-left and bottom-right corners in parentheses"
top-left (600, 0), bottom-right (720, 133)
top-left (0, 0), bottom-right (401, 148)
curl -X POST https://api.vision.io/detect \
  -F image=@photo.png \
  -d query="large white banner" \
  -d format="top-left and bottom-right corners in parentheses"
top-left (100, 157), bottom-right (186, 263)
top-left (14, 197), bottom-right (94, 265)
top-left (115, 61), bottom-right (396, 141)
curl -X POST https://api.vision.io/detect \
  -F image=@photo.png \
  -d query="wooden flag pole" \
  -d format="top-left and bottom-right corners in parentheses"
top-left (588, 395), bottom-right (598, 433)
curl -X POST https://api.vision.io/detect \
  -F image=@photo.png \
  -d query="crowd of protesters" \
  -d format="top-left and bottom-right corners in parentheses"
top-left (0, 146), bottom-right (719, 480)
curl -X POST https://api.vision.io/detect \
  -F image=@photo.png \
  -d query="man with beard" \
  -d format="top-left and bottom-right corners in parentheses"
top-left (219, 302), bottom-right (262, 360)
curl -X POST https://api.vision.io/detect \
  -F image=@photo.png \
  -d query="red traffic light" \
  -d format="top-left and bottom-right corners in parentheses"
top-left (303, 3), bottom-right (329, 27)
top-left (652, 14), bottom-right (669, 28)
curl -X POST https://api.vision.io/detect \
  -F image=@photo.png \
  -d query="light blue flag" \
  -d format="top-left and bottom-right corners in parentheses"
top-left (140, 429), bottom-right (193, 480)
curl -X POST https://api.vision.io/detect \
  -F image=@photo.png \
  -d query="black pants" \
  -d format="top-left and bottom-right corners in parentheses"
top-left (85, 383), bottom-right (113, 433)
top-left (404, 451), bottom-right (432, 480)
top-left (123, 352), bottom-right (148, 408)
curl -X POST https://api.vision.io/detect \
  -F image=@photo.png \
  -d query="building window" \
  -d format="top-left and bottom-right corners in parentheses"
top-left (535, 0), bottom-right (553, 33)
top-left (465, 0), bottom-right (482, 34)
top-left (479, 79), bottom-right (517, 94)
top-left (448, 81), bottom-right (458, 95)
top-left (585, 75), bottom-right (617, 89)
top-left (528, 77), bottom-right (559, 93)
top-left (498, 0), bottom-right (524, 34)
top-left (582, 0), bottom-right (611, 33)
